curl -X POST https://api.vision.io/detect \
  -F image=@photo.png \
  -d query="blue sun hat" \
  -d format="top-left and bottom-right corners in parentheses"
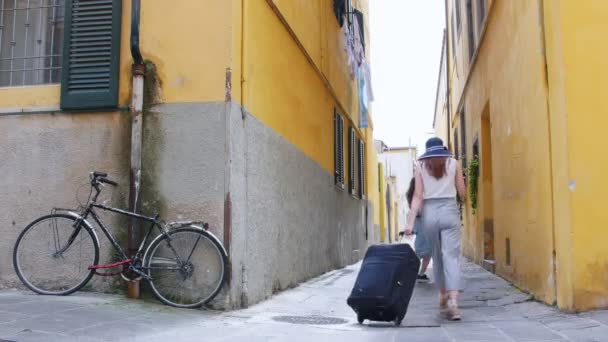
top-left (418, 137), bottom-right (452, 160)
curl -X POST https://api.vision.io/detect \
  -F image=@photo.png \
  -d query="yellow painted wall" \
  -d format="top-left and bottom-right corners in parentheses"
top-left (434, 106), bottom-right (449, 145)
top-left (448, 0), bottom-right (556, 305)
top-left (1, 0), bottom-right (382, 245)
top-left (544, 0), bottom-right (608, 311)
top-left (242, 0), bottom-right (370, 175)
top-left (364, 125), bottom-right (381, 226)
top-left (542, 0), bottom-right (573, 311)
top-left (137, 1), bottom-right (233, 103)
top-left (386, 178), bottom-right (397, 243)
top-left (447, 0), bottom-right (608, 311)
top-left (378, 163), bottom-right (386, 243)
top-left (267, 0), bottom-right (364, 127)
top-left (1, 0), bottom-right (234, 109)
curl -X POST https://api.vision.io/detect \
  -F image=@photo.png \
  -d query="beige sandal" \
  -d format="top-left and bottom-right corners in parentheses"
top-left (439, 294), bottom-right (448, 311)
top-left (446, 298), bottom-right (461, 321)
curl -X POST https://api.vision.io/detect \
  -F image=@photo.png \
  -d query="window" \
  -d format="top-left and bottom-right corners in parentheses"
top-left (455, 0), bottom-right (461, 34)
top-left (346, 0), bottom-right (353, 28)
top-left (460, 108), bottom-right (467, 167)
top-left (0, 0), bottom-right (65, 87)
top-left (454, 130), bottom-right (460, 160)
top-left (358, 139), bottom-right (365, 199)
top-left (0, 0), bottom-right (122, 110)
top-left (348, 126), bottom-right (357, 195)
top-left (334, 111), bottom-right (345, 188)
top-left (353, 9), bottom-right (365, 53)
top-left (466, 0), bottom-right (475, 62)
top-left (332, 0), bottom-right (353, 28)
top-left (472, 136), bottom-right (479, 159)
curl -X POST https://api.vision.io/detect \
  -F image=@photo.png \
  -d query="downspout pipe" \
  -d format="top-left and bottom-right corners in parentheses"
top-left (444, 0), bottom-right (452, 151)
top-left (130, 0), bottom-right (144, 65)
top-left (128, 0), bottom-right (145, 299)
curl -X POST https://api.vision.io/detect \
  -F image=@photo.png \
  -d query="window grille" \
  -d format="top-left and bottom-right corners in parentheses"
top-left (0, 0), bottom-right (65, 87)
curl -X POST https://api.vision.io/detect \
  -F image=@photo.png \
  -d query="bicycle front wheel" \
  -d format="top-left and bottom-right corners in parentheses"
top-left (145, 227), bottom-right (228, 308)
top-left (13, 214), bottom-right (99, 295)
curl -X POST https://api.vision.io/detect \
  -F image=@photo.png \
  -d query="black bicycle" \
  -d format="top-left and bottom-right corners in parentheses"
top-left (12, 171), bottom-right (228, 308)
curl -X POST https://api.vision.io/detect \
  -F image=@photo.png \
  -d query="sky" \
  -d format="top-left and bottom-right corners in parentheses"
top-left (369, 0), bottom-right (446, 151)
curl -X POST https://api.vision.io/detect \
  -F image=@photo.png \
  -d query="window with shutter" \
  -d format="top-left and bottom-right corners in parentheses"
top-left (460, 108), bottom-right (467, 167)
top-left (358, 139), bottom-right (365, 199)
top-left (348, 127), bottom-right (356, 195)
top-left (60, 0), bottom-right (122, 110)
top-left (334, 111), bottom-right (345, 188)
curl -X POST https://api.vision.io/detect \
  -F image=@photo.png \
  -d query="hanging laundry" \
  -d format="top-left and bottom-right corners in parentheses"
top-left (353, 9), bottom-right (366, 53)
top-left (342, 22), bottom-right (356, 79)
top-left (351, 14), bottom-right (364, 67)
top-left (362, 61), bottom-right (374, 102)
top-left (357, 67), bottom-right (369, 128)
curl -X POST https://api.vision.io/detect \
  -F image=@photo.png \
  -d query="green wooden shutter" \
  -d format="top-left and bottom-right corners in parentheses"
top-left (348, 127), bottom-right (355, 195)
top-left (339, 115), bottom-right (345, 186)
top-left (334, 110), bottom-right (345, 187)
top-left (60, 0), bottom-right (122, 110)
top-left (358, 139), bottom-right (365, 199)
top-left (334, 112), bottom-right (340, 185)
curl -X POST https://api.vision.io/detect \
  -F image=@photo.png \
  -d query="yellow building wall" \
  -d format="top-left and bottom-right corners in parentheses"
top-left (0, 0), bottom-right (234, 109)
top-left (449, 0), bottom-right (556, 305)
top-left (266, 0), bottom-right (365, 128)
top-left (0, 0), bottom-right (382, 244)
top-left (434, 106), bottom-right (449, 145)
top-left (364, 124), bottom-right (381, 227)
top-left (378, 163), bottom-right (386, 243)
top-left (242, 0), bottom-right (371, 175)
top-left (544, 0), bottom-right (608, 311)
top-left (446, 0), bottom-right (494, 115)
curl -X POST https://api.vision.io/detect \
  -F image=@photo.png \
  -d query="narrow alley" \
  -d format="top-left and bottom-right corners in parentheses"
top-left (1, 259), bottom-right (607, 342)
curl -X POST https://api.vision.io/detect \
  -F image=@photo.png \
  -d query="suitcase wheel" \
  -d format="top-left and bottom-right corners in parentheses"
top-left (394, 316), bottom-right (403, 327)
top-left (357, 314), bottom-right (365, 324)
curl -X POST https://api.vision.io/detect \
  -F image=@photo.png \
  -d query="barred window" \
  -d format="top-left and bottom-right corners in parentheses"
top-left (0, 0), bottom-right (65, 87)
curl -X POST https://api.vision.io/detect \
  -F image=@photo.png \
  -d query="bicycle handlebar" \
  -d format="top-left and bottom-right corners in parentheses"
top-left (91, 171), bottom-right (118, 187)
top-left (93, 171), bottom-right (108, 178)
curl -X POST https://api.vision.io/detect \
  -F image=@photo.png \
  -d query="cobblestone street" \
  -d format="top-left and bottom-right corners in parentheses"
top-left (1, 258), bottom-right (607, 341)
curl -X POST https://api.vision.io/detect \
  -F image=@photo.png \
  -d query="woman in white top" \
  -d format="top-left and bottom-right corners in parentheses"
top-left (402, 137), bottom-right (466, 321)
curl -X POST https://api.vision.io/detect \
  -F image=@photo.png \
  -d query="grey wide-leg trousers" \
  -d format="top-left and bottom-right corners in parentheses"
top-left (421, 198), bottom-right (461, 291)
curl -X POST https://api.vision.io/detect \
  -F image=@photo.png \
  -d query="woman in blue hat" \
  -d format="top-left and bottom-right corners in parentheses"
top-left (402, 137), bottom-right (466, 321)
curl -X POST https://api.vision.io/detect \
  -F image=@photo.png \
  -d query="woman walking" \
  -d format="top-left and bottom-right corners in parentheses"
top-left (402, 137), bottom-right (466, 320)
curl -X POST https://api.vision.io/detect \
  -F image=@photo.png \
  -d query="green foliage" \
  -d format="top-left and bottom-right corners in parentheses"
top-left (467, 156), bottom-right (480, 214)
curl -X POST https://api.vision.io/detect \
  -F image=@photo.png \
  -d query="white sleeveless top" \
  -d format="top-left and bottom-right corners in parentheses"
top-left (420, 158), bottom-right (457, 199)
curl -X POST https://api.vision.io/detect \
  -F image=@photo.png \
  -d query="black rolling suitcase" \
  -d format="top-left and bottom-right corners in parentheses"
top-left (347, 243), bottom-right (420, 326)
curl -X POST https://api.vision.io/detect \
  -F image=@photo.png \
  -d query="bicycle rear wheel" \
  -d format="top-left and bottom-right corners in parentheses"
top-left (144, 227), bottom-right (228, 308)
top-left (13, 214), bottom-right (99, 295)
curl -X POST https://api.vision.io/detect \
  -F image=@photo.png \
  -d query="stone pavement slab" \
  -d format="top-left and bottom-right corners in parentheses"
top-left (1, 259), bottom-right (608, 341)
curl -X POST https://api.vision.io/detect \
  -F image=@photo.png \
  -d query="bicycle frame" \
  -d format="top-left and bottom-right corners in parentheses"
top-left (58, 179), bottom-right (210, 279)
top-left (81, 203), bottom-right (163, 262)
top-left (61, 184), bottom-right (167, 267)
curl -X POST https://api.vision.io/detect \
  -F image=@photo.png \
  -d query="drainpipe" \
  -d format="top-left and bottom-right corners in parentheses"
top-left (444, 0), bottom-right (452, 150)
top-left (128, 0), bottom-right (145, 299)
